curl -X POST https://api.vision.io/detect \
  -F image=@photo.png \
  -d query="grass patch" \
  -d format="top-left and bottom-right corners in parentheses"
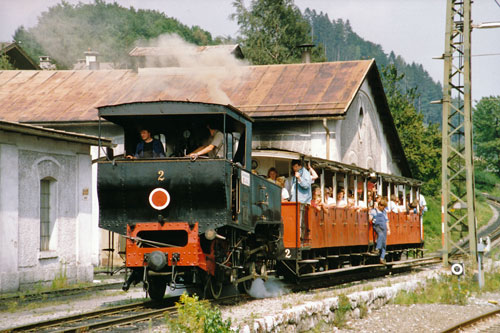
top-left (333, 294), bottom-right (351, 328)
top-left (423, 196), bottom-right (442, 253)
top-left (476, 198), bottom-right (494, 229)
top-left (392, 269), bottom-right (500, 306)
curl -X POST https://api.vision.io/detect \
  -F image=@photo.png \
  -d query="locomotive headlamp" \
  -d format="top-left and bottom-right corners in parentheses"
top-left (149, 188), bottom-right (170, 210)
top-left (145, 251), bottom-right (167, 272)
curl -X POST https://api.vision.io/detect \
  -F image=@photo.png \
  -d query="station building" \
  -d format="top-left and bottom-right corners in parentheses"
top-left (0, 120), bottom-right (111, 292)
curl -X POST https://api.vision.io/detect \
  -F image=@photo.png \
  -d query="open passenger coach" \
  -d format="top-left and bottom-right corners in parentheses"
top-left (96, 101), bottom-right (424, 300)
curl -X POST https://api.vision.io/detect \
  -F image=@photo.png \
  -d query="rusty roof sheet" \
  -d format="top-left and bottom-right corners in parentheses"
top-left (0, 60), bottom-right (373, 122)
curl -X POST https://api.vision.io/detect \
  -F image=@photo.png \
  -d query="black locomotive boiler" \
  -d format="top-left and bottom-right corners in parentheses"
top-left (97, 101), bottom-right (282, 299)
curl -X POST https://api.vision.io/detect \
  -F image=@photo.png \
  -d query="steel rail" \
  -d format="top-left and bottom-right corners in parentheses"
top-left (2, 300), bottom-right (157, 332)
top-left (0, 281), bottom-right (123, 307)
top-left (440, 307), bottom-right (500, 332)
top-left (54, 306), bottom-right (177, 333)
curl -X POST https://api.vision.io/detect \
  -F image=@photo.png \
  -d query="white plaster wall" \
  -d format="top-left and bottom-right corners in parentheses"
top-left (0, 144), bottom-right (20, 291)
top-left (340, 80), bottom-right (402, 176)
top-left (0, 131), bottom-right (94, 292)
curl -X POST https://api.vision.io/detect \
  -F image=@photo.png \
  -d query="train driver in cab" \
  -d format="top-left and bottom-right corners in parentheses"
top-left (189, 121), bottom-right (224, 159)
top-left (126, 127), bottom-right (165, 159)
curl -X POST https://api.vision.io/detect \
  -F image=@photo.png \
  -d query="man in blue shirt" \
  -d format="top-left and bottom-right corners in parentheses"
top-left (126, 128), bottom-right (165, 159)
top-left (286, 160), bottom-right (312, 204)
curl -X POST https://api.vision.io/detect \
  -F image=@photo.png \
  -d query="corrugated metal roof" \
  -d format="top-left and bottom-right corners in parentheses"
top-left (0, 60), bottom-right (373, 122)
top-left (0, 119), bottom-right (112, 147)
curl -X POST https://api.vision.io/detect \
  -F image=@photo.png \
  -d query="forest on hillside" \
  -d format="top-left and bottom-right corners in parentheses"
top-left (304, 9), bottom-right (443, 125)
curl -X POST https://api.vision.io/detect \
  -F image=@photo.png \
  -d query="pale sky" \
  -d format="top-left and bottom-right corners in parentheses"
top-left (1, 0), bottom-right (499, 101)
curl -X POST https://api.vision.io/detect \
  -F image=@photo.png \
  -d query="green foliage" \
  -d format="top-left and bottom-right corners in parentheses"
top-left (0, 54), bottom-right (14, 70)
top-left (475, 165), bottom-right (500, 192)
top-left (13, 0), bottom-right (215, 69)
top-left (303, 9), bottom-right (442, 126)
top-left (423, 196), bottom-right (441, 253)
top-left (231, 0), bottom-right (325, 65)
top-left (51, 265), bottom-right (68, 290)
top-left (165, 293), bottom-right (233, 333)
top-left (381, 64), bottom-right (441, 195)
top-left (393, 269), bottom-right (500, 306)
top-left (334, 294), bottom-right (351, 328)
top-left (473, 96), bottom-right (500, 176)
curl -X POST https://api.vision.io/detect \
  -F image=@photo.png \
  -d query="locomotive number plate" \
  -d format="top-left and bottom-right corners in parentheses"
top-left (241, 170), bottom-right (250, 187)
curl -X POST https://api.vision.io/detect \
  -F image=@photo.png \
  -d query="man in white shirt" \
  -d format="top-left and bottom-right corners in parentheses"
top-left (189, 123), bottom-right (224, 159)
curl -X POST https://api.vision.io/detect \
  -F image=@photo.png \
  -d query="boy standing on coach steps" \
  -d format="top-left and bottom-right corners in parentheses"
top-left (370, 198), bottom-right (391, 265)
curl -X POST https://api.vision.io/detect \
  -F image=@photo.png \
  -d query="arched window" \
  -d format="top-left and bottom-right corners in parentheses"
top-left (40, 177), bottom-right (57, 251)
top-left (358, 107), bottom-right (364, 142)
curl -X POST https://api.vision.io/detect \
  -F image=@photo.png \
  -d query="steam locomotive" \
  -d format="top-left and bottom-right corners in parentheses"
top-left (97, 101), bottom-right (423, 300)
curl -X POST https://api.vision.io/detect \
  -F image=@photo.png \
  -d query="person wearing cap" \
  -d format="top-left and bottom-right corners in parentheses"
top-left (127, 128), bottom-right (165, 159)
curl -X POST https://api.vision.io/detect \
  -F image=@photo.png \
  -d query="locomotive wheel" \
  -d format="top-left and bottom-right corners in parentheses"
top-left (238, 262), bottom-right (256, 294)
top-left (208, 276), bottom-right (223, 299)
top-left (147, 276), bottom-right (167, 301)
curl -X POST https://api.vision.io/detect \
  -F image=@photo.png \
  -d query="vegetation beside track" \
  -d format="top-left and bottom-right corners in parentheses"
top-left (165, 293), bottom-right (234, 333)
top-left (392, 268), bottom-right (500, 306)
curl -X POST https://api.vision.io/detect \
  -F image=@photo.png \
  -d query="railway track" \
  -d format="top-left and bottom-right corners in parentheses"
top-left (0, 281), bottom-right (124, 311)
top-left (2, 299), bottom-right (178, 332)
top-left (440, 307), bottom-right (500, 332)
top-left (448, 194), bottom-right (500, 256)
top-left (1, 256), bottom-right (439, 332)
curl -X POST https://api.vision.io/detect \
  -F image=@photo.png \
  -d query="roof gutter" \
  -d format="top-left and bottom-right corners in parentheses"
top-left (0, 121), bottom-right (112, 147)
top-left (252, 115), bottom-right (345, 122)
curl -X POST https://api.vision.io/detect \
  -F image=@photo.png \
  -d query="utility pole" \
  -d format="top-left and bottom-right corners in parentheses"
top-left (441, 0), bottom-right (477, 266)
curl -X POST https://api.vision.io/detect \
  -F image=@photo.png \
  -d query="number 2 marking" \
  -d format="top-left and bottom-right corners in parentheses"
top-left (158, 170), bottom-right (165, 181)
top-left (285, 249), bottom-right (291, 258)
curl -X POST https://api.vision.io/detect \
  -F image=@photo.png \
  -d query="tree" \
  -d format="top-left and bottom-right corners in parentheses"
top-left (0, 54), bottom-right (14, 70)
top-left (381, 65), bottom-right (442, 195)
top-left (13, 1), bottom-right (216, 69)
top-left (473, 96), bottom-right (500, 175)
top-left (304, 9), bottom-right (442, 126)
top-left (231, 0), bottom-right (325, 65)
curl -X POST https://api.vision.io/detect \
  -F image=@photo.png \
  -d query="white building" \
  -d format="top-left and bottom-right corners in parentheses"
top-left (0, 120), bottom-right (111, 292)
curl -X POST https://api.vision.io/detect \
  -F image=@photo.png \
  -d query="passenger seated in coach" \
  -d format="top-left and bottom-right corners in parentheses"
top-left (267, 167), bottom-right (278, 184)
top-left (367, 190), bottom-right (375, 208)
top-left (324, 187), bottom-right (336, 206)
top-left (276, 176), bottom-right (290, 201)
top-left (388, 194), bottom-right (400, 213)
top-left (373, 194), bottom-right (381, 209)
top-left (398, 194), bottom-right (406, 213)
top-left (336, 189), bottom-right (347, 207)
top-left (311, 185), bottom-right (328, 213)
top-left (347, 190), bottom-right (355, 207)
top-left (357, 190), bottom-right (367, 209)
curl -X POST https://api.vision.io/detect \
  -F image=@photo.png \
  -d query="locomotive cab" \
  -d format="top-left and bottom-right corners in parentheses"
top-left (97, 101), bottom-right (282, 299)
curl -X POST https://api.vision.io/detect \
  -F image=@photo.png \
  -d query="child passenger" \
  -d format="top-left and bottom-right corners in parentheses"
top-left (370, 198), bottom-right (391, 265)
top-left (311, 186), bottom-right (328, 212)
